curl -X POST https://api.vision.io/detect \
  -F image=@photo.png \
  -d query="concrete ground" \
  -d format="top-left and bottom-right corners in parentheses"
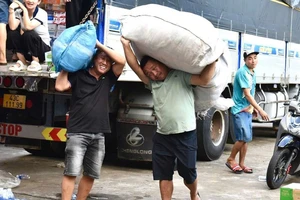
top-left (0, 126), bottom-right (298, 200)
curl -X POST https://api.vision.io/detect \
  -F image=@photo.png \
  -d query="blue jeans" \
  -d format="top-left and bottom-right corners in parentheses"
top-left (232, 112), bottom-right (253, 142)
top-left (64, 132), bottom-right (105, 179)
top-left (0, 0), bottom-right (10, 24)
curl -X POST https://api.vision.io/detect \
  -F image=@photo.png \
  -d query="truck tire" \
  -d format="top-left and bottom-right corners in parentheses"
top-left (227, 110), bottom-right (237, 144)
top-left (24, 141), bottom-right (53, 157)
top-left (24, 148), bottom-right (45, 156)
top-left (24, 141), bottom-right (65, 158)
top-left (196, 107), bottom-right (229, 161)
top-left (49, 141), bottom-right (66, 158)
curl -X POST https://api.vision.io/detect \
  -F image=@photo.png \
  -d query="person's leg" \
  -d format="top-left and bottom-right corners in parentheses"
top-left (227, 140), bottom-right (244, 165)
top-left (78, 133), bottom-right (105, 199)
top-left (227, 112), bottom-right (246, 167)
top-left (8, 28), bottom-right (27, 66)
top-left (184, 179), bottom-right (200, 200)
top-left (152, 133), bottom-right (176, 200)
top-left (0, 0), bottom-right (10, 64)
top-left (76, 175), bottom-right (94, 200)
top-left (239, 113), bottom-right (253, 172)
top-left (239, 142), bottom-right (248, 167)
top-left (16, 52), bottom-right (27, 66)
top-left (61, 175), bottom-right (76, 200)
top-left (11, 52), bottom-right (17, 61)
top-left (175, 130), bottom-right (199, 200)
top-left (22, 30), bottom-right (50, 63)
top-left (159, 180), bottom-right (173, 200)
top-left (65, 0), bottom-right (82, 28)
top-left (11, 32), bottom-right (28, 69)
top-left (6, 25), bottom-right (20, 61)
top-left (0, 23), bottom-right (7, 64)
top-left (62, 133), bottom-right (88, 200)
top-left (80, 0), bottom-right (96, 23)
top-left (8, 31), bottom-right (28, 71)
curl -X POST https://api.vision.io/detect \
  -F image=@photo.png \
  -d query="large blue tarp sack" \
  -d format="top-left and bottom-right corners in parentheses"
top-left (52, 20), bottom-right (97, 72)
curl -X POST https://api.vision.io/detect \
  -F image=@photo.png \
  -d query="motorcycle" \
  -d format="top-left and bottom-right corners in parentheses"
top-left (266, 100), bottom-right (300, 189)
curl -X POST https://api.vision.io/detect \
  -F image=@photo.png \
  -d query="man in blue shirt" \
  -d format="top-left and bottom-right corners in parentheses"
top-left (226, 51), bottom-right (269, 174)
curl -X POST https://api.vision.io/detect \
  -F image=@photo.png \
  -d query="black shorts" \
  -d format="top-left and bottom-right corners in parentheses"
top-left (152, 130), bottom-right (197, 184)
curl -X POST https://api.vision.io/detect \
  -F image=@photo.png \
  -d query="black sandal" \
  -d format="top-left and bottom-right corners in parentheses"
top-left (197, 192), bottom-right (201, 199)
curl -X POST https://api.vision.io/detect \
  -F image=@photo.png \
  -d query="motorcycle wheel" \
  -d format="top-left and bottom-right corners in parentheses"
top-left (266, 148), bottom-right (291, 189)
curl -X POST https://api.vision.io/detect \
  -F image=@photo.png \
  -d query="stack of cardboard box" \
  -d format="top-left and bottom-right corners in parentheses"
top-left (40, 0), bottom-right (66, 71)
top-left (40, 0), bottom-right (66, 39)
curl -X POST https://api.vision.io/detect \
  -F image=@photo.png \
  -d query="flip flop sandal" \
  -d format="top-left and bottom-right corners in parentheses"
top-left (225, 162), bottom-right (243, 174)
top-left (197, 192), bottom-right (201, 200)
top-left (242, 166), bottom-right (253, 173)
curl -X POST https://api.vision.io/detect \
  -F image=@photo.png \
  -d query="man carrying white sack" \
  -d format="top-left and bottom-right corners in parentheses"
top-left (121, 36), bottom-right (218, 200)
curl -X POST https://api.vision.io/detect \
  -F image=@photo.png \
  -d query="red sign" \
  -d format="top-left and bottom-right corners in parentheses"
top-left (0, 123), bottom-right (22, 136)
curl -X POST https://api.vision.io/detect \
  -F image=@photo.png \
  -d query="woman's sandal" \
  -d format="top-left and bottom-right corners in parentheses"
top-left (9, 60), bottom-right (27, 71)
top-left (242, 166), bottom-right (253, 173)
top-left (27, 60), bottom-right (42, 72)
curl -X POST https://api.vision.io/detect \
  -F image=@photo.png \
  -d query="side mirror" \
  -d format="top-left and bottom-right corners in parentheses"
top-left (289, 101), bottom-right (300, 114)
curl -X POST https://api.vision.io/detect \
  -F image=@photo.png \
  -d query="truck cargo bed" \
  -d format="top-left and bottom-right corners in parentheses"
top-left (0, 63), bottom-right (56, 78)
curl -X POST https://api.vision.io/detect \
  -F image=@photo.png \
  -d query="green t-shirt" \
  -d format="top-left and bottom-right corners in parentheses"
top-left (149, 70), bottom-right (196, 134)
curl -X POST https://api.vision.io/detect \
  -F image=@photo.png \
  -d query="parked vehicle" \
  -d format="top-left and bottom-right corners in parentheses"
top-left (0, 0), bottom-right (300, 162)
top-left (266, 100), bottom-right (300, 189)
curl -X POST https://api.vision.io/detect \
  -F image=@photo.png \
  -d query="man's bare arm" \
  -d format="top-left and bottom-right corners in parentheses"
top-left (96, 40), bottom-right (126, 77)
top-left (121, 37), bottom-right (150, 85)
top-left (55, 70), bottom-right (71, 91)
top-left (190, 61), bottom-right (216, 86)
top-left (243, 88), bottom-right (269, 121)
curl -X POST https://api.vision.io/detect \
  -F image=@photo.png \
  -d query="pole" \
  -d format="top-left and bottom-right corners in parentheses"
top-left (96, 0), bottom-right (105, 44)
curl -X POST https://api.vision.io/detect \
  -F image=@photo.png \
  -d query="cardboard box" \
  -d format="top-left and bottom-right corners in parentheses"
top-left (57, 24), bottom-right (66, 31)
top-left (43, 0), bottom-right (61, 4)
top-left (56, 25), bottom-right (66, 37)
top-left (52, 4), bottom-right (65, 11)
top-left (281, 183), bottom-right (300, 200)
top-left (47, 23), bottom-right (57, 37)
top-left (45, 51), bottom-right (52, 63)
top-left (44, 51), bottom-right (55, 71)
top-left (53, 12), bottom-right (66, 25)
top-left (44, 4), bottom-right (65, 12)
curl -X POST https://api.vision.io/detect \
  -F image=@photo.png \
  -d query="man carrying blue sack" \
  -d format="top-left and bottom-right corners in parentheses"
top-left (55, 40), bottom-right (125, 200)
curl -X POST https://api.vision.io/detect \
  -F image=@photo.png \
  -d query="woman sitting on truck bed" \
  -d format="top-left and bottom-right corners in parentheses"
top-left (7, 0), bottom-right (50, 72)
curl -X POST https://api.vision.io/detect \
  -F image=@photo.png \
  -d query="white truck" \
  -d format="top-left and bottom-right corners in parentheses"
top-left (0, 1), bottom-right (299, 162)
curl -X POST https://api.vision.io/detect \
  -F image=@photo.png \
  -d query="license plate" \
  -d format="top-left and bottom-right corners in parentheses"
top-left (3, 94), bottom-right (26, 109)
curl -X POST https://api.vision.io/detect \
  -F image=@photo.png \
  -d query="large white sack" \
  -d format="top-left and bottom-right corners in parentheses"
top-left (194, 48), bottom-right (234, 113)
top-left (120, 4), bottom-right (226, 74)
